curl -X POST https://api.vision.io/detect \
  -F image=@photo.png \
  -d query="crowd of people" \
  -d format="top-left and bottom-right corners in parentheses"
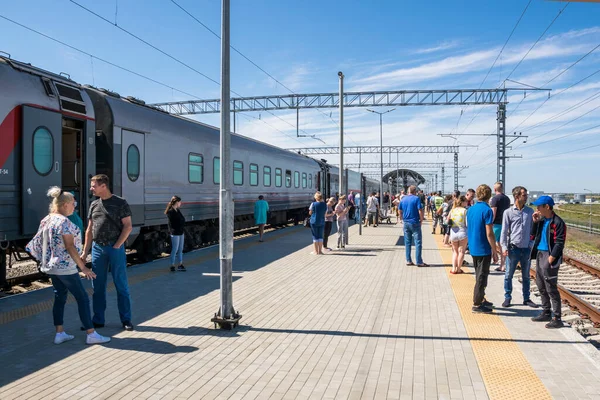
top-left (422, 183), bottom-right (566, 328)
top-left (26, 172), bottom-right (566, 345)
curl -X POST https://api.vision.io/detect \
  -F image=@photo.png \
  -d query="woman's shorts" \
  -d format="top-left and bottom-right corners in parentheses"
top-left (450, 229), bottom-right (467, 242)
top-left (311, 224), bottom-right (324, 242)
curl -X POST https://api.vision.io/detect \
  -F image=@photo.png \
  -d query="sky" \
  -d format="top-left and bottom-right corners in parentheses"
top-left (1, 0), bottom-right (599, 194)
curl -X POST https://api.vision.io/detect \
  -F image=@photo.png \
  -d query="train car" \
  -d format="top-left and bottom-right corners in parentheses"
top-left (0, 56), bottom-right (383, 283)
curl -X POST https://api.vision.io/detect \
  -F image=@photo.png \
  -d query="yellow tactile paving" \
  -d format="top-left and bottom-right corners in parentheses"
top-left (0, 227), bottom-right (299, 326)
top-left (433, 231), bottom-right (552, 400)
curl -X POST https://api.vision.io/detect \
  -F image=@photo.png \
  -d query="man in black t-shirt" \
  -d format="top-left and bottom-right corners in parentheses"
top-left (82, 174), bottom-right (134, 331)
top-left (490, 182), bottom-right (511, 272)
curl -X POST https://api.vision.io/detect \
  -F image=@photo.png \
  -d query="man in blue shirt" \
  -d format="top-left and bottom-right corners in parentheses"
top-left (466, 184), bottom-right (498, 313)
top-left (399, 185), bottom-right (428, 267)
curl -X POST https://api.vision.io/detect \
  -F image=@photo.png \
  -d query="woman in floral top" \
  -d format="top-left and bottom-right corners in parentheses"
top-left (27, 187), bottom-right (110, 345)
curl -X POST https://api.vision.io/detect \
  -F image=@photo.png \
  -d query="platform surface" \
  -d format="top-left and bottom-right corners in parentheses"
top-left (1, 219), bottom-right (599, 400)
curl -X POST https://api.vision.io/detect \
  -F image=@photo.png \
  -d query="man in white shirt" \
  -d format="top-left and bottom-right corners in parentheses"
top-left (365, 192), bottom-right (379, 227)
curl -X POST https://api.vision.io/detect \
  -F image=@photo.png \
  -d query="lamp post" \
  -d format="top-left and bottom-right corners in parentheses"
top-left (584, 188), bottom-right (592, 234)
top-left (367, 108), bottom-right (396, 211)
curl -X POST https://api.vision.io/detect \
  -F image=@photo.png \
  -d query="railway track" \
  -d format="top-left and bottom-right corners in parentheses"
top-left (529, 255), bottom-right (600, 328)
top-left (1, 222), bottom-right (295, 296)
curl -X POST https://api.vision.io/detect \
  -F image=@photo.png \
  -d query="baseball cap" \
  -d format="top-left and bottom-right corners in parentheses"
top-left (531, 195), bottom-right (555, 207)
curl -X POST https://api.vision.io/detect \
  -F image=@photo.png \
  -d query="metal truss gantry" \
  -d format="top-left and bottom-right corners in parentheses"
top-left (149, 89), bottom-right (508, 115)
top-left (288, 146), bottom-right (459, 154)
top-left (337, 163), bottom-right (452, 169)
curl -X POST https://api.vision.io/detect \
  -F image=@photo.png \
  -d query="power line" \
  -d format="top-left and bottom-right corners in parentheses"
top-left (0, 14), bottom-right (201, 99)
top-left (0, 14), bottom-right (309, 146)
top-left (69, 0), bottom-right (323, 145)
top-left (454, 0), bottom-right (532, 135)
top-left (504, 2), bottom-right (569, 81)
top-left (168, 0), bottom-right (348, 143)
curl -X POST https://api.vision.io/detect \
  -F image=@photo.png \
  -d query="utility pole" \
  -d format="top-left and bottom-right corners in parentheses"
top-left (338, 72), bottom-right (344, 198)
top-left (367, 108), bottom-right (396, 204)
top-left (212, 0), bottom-right (240, 330)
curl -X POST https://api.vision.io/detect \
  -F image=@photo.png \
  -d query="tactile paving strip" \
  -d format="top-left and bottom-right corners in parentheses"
top-left (434, 233), bottom-right (552, 400)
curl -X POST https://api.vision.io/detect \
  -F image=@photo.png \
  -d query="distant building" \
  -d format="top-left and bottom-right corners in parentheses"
top-left (553, 193), bottom-right (566, 201)
top-left (574, 193), bottom-right (585, 203)
top-left (528, 191), bottom-right (545, 199)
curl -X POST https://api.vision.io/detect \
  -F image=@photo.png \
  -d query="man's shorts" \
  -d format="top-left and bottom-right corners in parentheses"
top-left (493, 224), bottom-right (502, 242)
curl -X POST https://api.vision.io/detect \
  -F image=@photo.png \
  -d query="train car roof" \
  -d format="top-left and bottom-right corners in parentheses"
top-left (87, 87), bottom-right (320, 166)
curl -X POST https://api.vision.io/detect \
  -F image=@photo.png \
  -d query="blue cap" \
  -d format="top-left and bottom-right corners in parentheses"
top-left (532, 195), bottom-right (554, 207)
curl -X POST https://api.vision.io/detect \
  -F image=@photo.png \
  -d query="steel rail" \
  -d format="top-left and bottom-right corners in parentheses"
top-left (564, 255), bottom-right (600, 280)
top-left (530, 261), bottom-right (600, 327)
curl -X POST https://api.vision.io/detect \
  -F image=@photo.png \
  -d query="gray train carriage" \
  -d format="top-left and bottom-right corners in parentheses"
top-left (85, 87), bottom-right (321, 258)
top-left (0, 57), bottom-right (96, 279)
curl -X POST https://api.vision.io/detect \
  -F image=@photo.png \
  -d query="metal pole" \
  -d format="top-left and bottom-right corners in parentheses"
top-left (359, 173), bottom-right (363, 236)
top-left (454, 152), bottom-right (458, 192)
top-left (441, 166), bottom-right (445, 194)
top-left (338, 72), bottom-right (344, 199)
top-left (497, 104), bottom-right (507, 187)
top-left (213, 0), bottom-right (239, 330)
top-left (379, 113), bottom-right (383, 207)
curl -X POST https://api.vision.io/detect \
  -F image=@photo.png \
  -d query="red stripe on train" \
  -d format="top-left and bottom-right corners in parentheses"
top-left (0, 106), bottom-right (21, 169)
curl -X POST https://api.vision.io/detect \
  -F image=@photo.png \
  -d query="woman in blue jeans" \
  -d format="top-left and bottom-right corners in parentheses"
top-left (26, 187), bottom-right (110, 345)
top-left (165, 196), bottom-right (186, 271)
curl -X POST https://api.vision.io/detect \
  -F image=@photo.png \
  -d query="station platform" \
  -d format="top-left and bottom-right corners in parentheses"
top-left (1, 219), bottom-right (599, 400)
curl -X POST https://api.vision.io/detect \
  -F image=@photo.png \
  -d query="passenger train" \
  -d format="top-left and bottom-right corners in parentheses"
top-left (0, 56), bottom-right (387, 280)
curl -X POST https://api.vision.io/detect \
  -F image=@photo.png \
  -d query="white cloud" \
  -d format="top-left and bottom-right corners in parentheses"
top-left (413, 40), bottom-right (461, 55)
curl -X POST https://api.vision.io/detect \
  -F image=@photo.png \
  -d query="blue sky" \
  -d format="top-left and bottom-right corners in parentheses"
top-left (2, 0), bottom-right (600, 193)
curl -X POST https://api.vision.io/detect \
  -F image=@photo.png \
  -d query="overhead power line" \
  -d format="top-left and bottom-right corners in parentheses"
top-left (69, 0), bottom-right (322, 145)
top-left (168, 0), bottom-right (348, 143)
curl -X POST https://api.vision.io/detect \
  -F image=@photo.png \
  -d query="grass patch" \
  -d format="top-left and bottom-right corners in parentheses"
top-left (566, 229), bottom-right (600, 255)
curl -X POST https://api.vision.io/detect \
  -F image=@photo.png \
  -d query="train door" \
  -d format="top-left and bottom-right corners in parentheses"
top-left (121, 129), bottom-right (145, 226)
top-left (21, 106), bottom-right (62, 235)
top-left (61, 118), bottom-right (85, 223)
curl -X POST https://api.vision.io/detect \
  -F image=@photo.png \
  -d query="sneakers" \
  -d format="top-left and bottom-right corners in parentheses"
top-left (170, 266), bottom-right (176, 272)
top-left (482, 299), bottom-right (494, 307)
top-left (54, 332), bottom-right (75, 345)
top-left (531, 311), bottom-right (552, 322)
top-left (122, 321), bottom-right (134, 331)
top-left (523, 299), bottom-right (539, 308)
top-left (545, 318), bottom-right (563, 329)
top-left (502, 299), bottom-right (511, 308)
top-left (177, 265), bottom-right (186, 272)
top-left (472, 305), bottom-right (493, 314)
top-left (86, 331), bottom-right (111, 345)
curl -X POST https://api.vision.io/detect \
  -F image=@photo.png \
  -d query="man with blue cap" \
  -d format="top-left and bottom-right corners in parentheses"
top-left (530, 195), bottom-right (566, 329)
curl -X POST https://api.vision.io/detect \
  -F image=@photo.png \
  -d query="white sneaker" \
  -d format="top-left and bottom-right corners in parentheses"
top-left (54, 332), bottom-right (75, 345)
top-left (86, 331), bottom-right (111, 345)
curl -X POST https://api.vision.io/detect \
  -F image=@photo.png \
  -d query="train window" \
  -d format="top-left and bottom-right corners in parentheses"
top-left (294, 171), bottom-right (300, 188)
top-left (308, 174), bottom-right (312, 189)
top-left (275, 168), bottom-right (282, 187)
top-left (126, 145), bottom-right (140, 182)
top-left (213, 157), bottom-right (220, 184)
top-left (249, 163), bottom-right (258, 186)
top-left (263, 166), bottom-right (271, 187)
top-left (285, 170), bottom-right (292, 188)
top-left (302, 173), bottom-right (307, 188)
top-left (234, 161), bottom-right (243, 185)
top-left (32, 127), bottom-right (53, 176)
top-left (188, 153), bottom-right (203, 183)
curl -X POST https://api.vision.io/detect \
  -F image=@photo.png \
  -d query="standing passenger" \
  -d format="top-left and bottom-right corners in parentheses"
top-left (26, 187), bottom-right (110, 345)
top-left (166, 196), bottom-right (186, 272)
top-left (530, 196), bottom-right (566, 329)
top-left (82, 174), bottom-right (134, 331)
top-left (500, 187), bottom-right (537, 308)
top-left (449, 195), bottom-right (468, 274)
top-left (399, 186), bottom-right (428, 267)
top-left (366, 192), bottom-right (378, 227)
top-left (309, 192), bottom-right (327, 255)
top-left (354, 192), bottom-right (362, 224)
top-left (323, 197), bottom-right (336, 251)
top-left (254, 195), bottom-right (269, 242)
top-left (490, 182), bottom-right (511, 272)
top-left (466, 184), bottom-right (498, 313)
top-left (335, 195), bottom-right (350, 249)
